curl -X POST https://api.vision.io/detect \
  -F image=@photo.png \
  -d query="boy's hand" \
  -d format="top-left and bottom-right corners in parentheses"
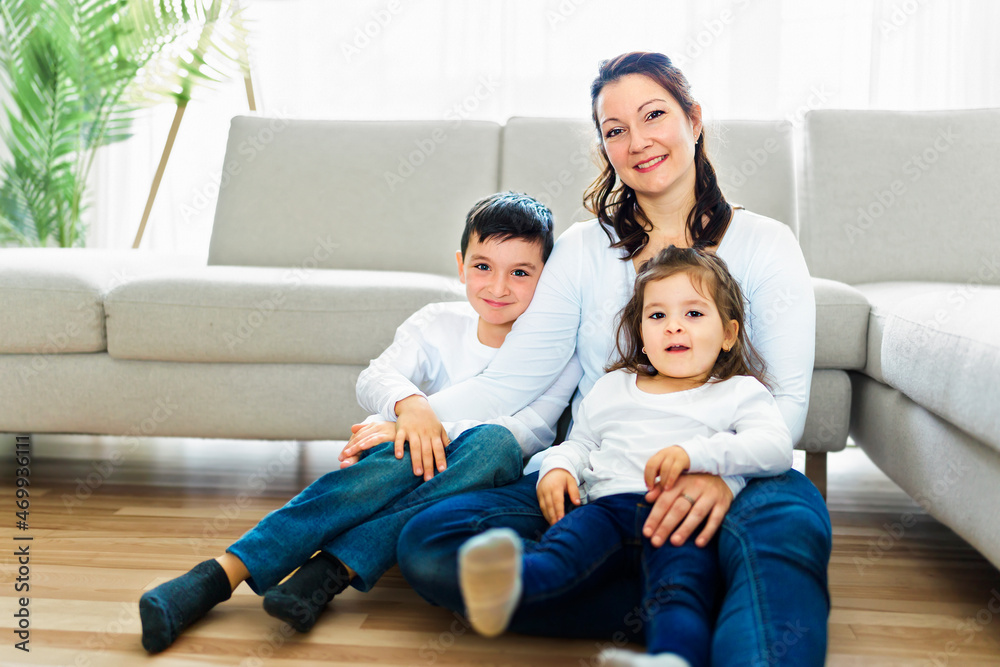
top-left (394, 395), bottom-right (451, 481)
top-left (339, 422), bottom-right (397, 468)
top-left (644, 445), bottom-right (691, 500)
top-left (537, 469), bottom-right (580, 525)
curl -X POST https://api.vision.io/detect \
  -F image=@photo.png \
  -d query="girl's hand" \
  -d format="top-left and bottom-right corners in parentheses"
top-left (537, 469), bottom-right (581, 525)
top-left (642, 473), bottom-right (732, 548)
top-left (339, 422), bottom-right (397, 468)
top-left (644, 445), bottom-right (691, 493)
top-left (394, 395), bottom-right (451, 481)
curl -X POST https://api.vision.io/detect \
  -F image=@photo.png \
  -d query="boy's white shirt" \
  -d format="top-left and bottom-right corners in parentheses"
top-left (356, 301), bottom-right (582, 458)
top-left (538, 369), bottom-right (793, 502)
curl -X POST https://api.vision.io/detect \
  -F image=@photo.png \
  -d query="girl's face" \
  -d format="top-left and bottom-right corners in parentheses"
top-left (640, 272), bottom-right (737, 385)
top-left (596, 74), bottom-right (702, 208)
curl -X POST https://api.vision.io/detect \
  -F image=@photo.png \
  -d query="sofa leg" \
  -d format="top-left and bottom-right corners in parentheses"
top-left (805, 451), bottom-right (827, 500)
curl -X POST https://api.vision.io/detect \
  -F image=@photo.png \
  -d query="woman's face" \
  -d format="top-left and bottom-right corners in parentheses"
top-left (596, 73), bottom-right (702, 208)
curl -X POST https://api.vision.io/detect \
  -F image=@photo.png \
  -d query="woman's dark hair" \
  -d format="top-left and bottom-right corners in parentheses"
top-left (584, 51), bottom-right (732, 259)
top-left (460, 191), bottom-right (554, 262)
top-left (606, 245), bottom-right (769, 389)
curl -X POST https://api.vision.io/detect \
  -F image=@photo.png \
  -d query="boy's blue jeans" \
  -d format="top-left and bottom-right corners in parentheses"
top-left (227, 424), bottom-right (522, 594)
top-left (519, 493), bottom-right (718, 667)
top-left (398, 468), bottom-right (831, 667)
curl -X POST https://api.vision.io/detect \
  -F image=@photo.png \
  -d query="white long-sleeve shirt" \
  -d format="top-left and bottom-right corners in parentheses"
top-left (355, 301), bottom-right (583, 459)
top-left (539, 370), bottom-right (793, 502)
top-left (428, 211), bottom-right (815, 495)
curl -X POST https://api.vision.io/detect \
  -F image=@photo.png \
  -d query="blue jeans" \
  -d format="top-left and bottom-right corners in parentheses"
top-left (398, 468), bottom-right (831, 666)
top-left (518, 493), bottom-right (718, 666)
top-left (228, 424), bottom-right (522, 594)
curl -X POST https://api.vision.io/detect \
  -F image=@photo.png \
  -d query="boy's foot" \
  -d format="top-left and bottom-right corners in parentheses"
top-left (458, 527), bottom-right (523, 637)
top-left (598, 648), bottom-right (692, 667)
top-left (262, 552), bottom-right (351, 633)
top-left (139, 559), bottom-right (232, 653)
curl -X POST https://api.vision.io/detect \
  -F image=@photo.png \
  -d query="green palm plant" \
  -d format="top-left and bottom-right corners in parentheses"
top-left (0, 0), bottom-right (249, 247)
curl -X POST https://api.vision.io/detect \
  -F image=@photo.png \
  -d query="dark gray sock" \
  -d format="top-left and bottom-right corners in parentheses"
top-left (139, 559), bottom-right (232, 653)
top-left (262, 552), bottom-right (350, 633)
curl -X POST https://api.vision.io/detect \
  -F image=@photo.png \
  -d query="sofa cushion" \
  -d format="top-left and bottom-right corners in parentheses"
top-left (104, 266), bottom-right (464, 364)
top-left (207, 117), bottom-right (502, 277)
top-left (799, 108), bottom-right (1000, 285)
top-left (812, 278), bottom-right (869, 370)
top-left (878, 285), bottom-right (1000, 454)
top-left (854, 282), bottom-right (957, 383)
top-left (0, 249), bottom-right (201, 354)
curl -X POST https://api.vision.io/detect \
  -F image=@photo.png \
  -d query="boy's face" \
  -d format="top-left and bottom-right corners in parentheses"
top-left (456, 233), bottom-right (546, 330)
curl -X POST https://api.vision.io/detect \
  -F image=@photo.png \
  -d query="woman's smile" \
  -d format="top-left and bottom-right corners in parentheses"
top-left (634, 154), bottom-right (668, 172)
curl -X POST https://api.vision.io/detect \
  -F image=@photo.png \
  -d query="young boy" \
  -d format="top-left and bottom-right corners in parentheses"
top-left (139, 191), bottom-right (582, 653)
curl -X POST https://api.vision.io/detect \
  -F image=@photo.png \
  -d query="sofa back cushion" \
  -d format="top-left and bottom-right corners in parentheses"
top-left (499, 117), bottom-right (798, 237)
top-left (799, 109), bottom-right (1000, 285)
top-left (208, 116), bottom-right (501, 276)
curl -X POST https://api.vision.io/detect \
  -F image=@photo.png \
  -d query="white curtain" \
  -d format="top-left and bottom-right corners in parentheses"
top-left (89, 0), bottom-right (1000, 257)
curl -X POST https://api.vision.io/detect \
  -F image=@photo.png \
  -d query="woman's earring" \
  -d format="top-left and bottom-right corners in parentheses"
top-left (642, 346), bottom-right (647, 354)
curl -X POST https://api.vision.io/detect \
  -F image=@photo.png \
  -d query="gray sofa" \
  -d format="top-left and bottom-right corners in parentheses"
top-left (1, 114), bottom-right (876, 503)
top-left (799, 109), bottom-right (1000, 569)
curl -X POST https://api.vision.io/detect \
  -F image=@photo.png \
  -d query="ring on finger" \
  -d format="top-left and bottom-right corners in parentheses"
top-left (681, 493), bottom-right (697, 505)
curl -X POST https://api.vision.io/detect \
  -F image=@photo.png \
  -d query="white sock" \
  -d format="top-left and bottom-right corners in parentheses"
top-left (458, 528), bottom-right (523, 637)
top-left (598, 647), bottom-right (691, 667)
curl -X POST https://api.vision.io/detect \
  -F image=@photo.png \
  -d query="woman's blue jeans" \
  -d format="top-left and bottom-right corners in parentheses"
top-left (398, 466), bottom-right (831, 666)
top-left (227, 424), bottom-right (523, 594)
top-left (518, 493), bottom-right (718, 667)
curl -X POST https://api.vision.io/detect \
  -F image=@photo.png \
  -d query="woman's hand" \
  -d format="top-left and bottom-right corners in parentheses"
top-left (394, 395), bottom-right (451, 481)
top-left (338, 421), bottom-right (397, 468)
top-left (644, 445), bottom-right (691, 492)
top-left (537, 469), bottom-right (581, 525)
top-left (643, 473), bottom-right (732, 548)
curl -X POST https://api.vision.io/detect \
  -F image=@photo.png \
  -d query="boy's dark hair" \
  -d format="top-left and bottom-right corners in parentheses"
top-left (460, 191), bottom-right (554, 261)
top-left (606, 245), bottom-right (770, 390)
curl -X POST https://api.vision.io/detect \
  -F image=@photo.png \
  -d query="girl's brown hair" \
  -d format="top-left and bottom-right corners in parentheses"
top-left (606, 245), bottom-right (769, 389)
top-left (584, 51), bottom-right (732, 259)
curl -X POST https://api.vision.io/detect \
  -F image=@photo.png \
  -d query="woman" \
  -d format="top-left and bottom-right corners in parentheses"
top-left (391, 52), bottom-right (831, 665)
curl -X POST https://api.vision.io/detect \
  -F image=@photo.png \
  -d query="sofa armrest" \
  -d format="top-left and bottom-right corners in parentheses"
top-left (813, 276), bottom-right (870, 370)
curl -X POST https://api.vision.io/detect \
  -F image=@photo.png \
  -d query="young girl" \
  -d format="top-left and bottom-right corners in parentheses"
top-left (457, 245), bottom-right (794, 667)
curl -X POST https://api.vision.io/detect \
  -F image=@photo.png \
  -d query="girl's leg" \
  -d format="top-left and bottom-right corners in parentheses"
top-left (641, 524), bottom-right (719, 667)
top-left (398, 472), bottom-right (646, 641)
top-left (458, 494), bottom-right (640, 637)
top-left (712, 470), bottom-right (831, 667)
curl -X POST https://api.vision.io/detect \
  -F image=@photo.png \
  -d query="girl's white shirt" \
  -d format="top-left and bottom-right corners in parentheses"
top-left (355, 301), bottom-right (583, 459)
top-left (427, 210), bottom-right (815, 496)
top-left (538, 369), bottom-right (793, 502)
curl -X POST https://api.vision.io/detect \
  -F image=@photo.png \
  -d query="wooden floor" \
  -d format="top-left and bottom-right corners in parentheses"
top-left (1, 435), bottom-right (998, 666)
